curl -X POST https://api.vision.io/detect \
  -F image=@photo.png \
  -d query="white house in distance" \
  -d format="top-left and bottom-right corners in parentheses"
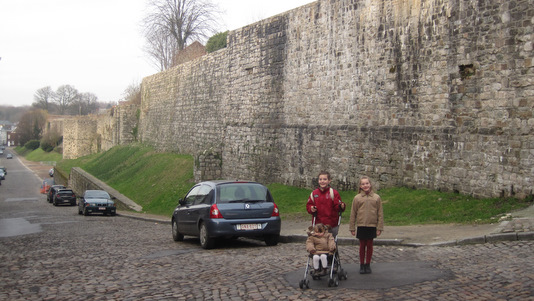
top-left (0, 121), bottom-right (15, 146)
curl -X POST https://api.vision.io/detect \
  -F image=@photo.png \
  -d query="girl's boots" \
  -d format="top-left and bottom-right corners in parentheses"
top-left (360, 263), bottom-right (372, 274)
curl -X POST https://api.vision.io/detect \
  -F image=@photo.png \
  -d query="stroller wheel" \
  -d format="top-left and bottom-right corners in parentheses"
top-left (299, 280), bottom-right (304, 289)
top-left (334, 278), bottom-right (339, 287)
top-left (305, 279), bottom-right (310, 288)
top-left (338, 269), bottom-right (347, 280)
top-left (328, 278), bottom-right (335, 287)
top-left (341, 270), bottom-right (348, 280)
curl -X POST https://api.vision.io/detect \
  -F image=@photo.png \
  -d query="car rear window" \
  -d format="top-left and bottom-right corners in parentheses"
top-left (216, 183), bottom-right (272, 204)
top-left (58, 190), bottom-right (74, 195)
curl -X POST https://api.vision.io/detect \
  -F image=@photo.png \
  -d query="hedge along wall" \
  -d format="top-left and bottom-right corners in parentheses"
top-left (136, 0), bottom-right (533, 198)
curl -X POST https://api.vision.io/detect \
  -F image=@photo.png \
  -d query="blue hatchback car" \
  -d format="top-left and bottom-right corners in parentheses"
top-left (172, 180), bottom-right (281, 249)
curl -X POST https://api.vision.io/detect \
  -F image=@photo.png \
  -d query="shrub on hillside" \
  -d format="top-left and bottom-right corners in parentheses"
top-left (24, 140), bottom-right (40, 150)
top-left (40, 131), bottom-right (62, 153)
top-left (40, 140), bottom-right (54, 152)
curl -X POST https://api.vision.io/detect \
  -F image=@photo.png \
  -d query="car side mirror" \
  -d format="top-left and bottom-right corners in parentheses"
top-left (179, 199), bottom-right (185, 206)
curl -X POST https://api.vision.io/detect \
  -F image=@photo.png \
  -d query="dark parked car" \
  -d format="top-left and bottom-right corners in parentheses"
top-left (171, 180), bottom-right (281, 249)
top-left (78, 190), bottom-right (116, 216)
top-left (53, 189), bottom-right (77, 206)
top-left (47, 185), bottom-right (66, 203)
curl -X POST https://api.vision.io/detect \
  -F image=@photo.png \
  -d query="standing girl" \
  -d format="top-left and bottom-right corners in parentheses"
top-left (349, 176), bottom-right (384, 274)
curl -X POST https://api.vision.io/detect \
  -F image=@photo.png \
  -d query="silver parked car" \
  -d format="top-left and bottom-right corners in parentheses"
top-left (171, 180), bottom-right (281, 249)
top-left (78, 190), bottom-right (116, 216)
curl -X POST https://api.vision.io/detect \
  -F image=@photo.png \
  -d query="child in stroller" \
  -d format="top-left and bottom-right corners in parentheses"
top-left (300, 219), bottom-right (347, 289)
top-left (306, 223), bottom-right (336, 276)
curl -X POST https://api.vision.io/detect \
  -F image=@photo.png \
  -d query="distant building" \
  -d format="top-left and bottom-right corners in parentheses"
top-left (0, 121), bottom-right (14, 146)
top-left (7, 130), bottom-right (19, 146)
top-left (172, 41), bottom-right (207, 67)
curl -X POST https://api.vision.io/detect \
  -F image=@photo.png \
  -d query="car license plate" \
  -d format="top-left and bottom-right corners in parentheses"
top-left (237, 224), bottom-right (261, 230)
top-left (98, 207), bottom-right (106, 210)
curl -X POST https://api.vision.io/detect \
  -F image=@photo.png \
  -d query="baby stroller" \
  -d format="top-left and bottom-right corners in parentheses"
top-left (299, 212), bottom-right (348, 289)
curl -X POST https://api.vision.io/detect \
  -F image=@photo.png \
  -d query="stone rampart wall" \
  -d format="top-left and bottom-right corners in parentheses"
top-left (68, 0), bottom-right (533, 199)
top-left (62, 105), bottom-right (138, 159)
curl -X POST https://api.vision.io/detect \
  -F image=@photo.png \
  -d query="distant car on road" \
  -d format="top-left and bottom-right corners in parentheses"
top-left (0, 166), bottom-right (6, 175)
top-left (78, 190), bottom-right (116, 216)
top-left (53, 189), bottom-right (77, 206)
top-left (171, 180), bottom-right (281, 249)
top-left (6, 153), bottom-right (12, 159)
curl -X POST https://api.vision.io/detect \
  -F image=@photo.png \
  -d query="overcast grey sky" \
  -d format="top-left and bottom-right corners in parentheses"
top-left (0, 0), bottom-right (313, 107)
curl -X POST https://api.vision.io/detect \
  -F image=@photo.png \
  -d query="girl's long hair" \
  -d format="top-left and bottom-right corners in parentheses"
top-left (358, 176), bottom-right (373, 193)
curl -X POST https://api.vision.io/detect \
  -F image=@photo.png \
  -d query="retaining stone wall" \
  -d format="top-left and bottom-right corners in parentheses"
top-left (69, 167), bottom-right (142, 212)
top-left (67, 0), bottom-right (534, 198)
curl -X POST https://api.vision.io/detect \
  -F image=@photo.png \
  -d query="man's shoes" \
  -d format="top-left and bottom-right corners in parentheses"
top-left (365, 264), bottom-right (372, 274)
top-left (359, 264), bottom-right (365, 274)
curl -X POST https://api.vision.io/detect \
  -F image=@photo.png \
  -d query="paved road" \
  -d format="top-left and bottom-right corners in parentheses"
top-left (1, 152), bottom-right (534, 300)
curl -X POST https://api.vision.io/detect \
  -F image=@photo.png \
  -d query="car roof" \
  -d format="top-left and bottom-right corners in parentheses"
top-left (200, 180), bottom-right (260, 185)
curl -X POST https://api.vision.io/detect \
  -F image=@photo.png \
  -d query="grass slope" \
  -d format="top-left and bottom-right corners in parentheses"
top-left (50, 145), bottom-right (532, 224)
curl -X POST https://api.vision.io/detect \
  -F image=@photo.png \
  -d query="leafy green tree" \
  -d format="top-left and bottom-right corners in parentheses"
top-left (206, 31), bottom-right (227, 53)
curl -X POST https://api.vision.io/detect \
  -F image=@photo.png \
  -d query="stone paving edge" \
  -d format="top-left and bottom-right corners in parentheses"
top-left (116, 212), bottom-right (534, 248)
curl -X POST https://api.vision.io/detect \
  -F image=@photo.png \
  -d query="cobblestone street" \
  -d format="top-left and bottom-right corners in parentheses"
top-left (1, 198), bottom-right (533, 300)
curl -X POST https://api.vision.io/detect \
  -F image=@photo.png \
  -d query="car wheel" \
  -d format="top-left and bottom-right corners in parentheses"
top-left (264, 234), bottom-right (280, 246)
top-left (172, 219), bottom-right (184, 241)
top-left (83, 207), bottom-right (89, 216)
top-left (53, 199), bottom-right (57, 206)
top-left (199, 222), bottom-right (215, 249)
top-left (78, 206), bottom-right (82, 215)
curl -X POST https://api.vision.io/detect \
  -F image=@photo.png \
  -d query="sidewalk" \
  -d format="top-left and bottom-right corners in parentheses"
top-left (118, 208), bottom-right (534, 247)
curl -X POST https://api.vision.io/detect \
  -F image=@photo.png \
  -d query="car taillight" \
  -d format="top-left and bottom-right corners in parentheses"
top-left (210, 204), bottom-right (223, 218)
top-left (272, 203), bottom-right (280, 217)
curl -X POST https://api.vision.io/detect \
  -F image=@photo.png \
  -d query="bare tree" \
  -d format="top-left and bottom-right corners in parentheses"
top-left (53, 85), bottom-right (79, 115)
top-left (122, 82), bottom-right (142, 105)
top-left (142, 0), bottom-right (219, 71)
top-left (72, 92), bottom-right (99, 115)
top-left (33, 86), bottom-right (54, 112)
top-left (17, 109), bottom-right (48, 145)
